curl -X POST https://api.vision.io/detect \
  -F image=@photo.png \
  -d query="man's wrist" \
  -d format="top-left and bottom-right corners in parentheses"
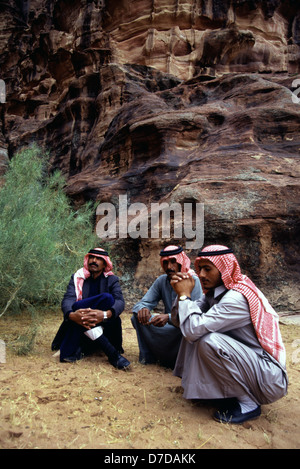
top-left (68, 311), bottom-right (75, 320)
top-left (178, 295), bottom-right (192, 301)
top-left (102, 310), bottom-right (113, 322)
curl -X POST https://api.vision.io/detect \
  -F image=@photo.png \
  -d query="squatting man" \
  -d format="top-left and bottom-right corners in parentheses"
top-left (131, 245), bottom-right (202, 368)
top-left (170, 245), bottom-right (288, 424)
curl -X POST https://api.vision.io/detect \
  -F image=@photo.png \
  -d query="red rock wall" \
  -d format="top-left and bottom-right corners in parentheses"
top-left (0, 0), bottom-right (299, 309)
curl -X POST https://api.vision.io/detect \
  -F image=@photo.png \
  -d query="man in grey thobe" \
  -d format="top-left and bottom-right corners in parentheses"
top-left (171, 245), bottom-right (288, 424)
top-left (131, 245), bottom-right (202, 368)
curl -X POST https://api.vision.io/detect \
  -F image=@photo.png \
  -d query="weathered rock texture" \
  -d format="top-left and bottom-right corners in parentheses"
top-left (0, 0), bottom-right (299, 309)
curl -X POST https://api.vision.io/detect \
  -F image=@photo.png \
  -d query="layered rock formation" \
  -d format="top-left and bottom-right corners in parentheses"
top-left (0, 0), bottom-right (299, 309)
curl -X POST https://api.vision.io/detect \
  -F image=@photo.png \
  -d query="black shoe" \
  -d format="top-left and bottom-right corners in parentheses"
top-left (61, 352), bottom-right (84, 363)
top-left (214, 402), bottom-right (261, 424)
top-left (110, 354), bottom-right (131, 370)
top-left (62, 356), bottom-right (78, 363)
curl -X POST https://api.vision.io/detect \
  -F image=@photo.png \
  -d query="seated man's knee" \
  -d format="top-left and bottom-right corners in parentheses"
top-left (131, 313), bottom-right (138, 327)
top-left (197, 332), bottom-right (224, 356)
top-left (98, 292), bottom-right (114, 309)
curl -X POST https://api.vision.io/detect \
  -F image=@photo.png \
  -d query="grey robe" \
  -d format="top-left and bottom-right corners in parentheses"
top-left (172, 285), bottom-right (288, 405)
top-left (131, 274), bottom-right (202, 368)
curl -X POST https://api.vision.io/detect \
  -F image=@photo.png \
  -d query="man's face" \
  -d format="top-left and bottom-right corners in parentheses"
top-left (197, 259), bottom-right (223, 290)
top-left (88, 255), bottom-right (106, 277)
top-left (162, 257), bottom-right (181, 279)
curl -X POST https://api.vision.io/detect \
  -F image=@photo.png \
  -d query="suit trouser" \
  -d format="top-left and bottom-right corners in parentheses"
top-left (58, 293), bottom-right (123, 361)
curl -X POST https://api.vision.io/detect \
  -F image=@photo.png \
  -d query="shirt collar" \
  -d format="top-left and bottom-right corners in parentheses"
top-left (214, 284), bottom-right (227, 298)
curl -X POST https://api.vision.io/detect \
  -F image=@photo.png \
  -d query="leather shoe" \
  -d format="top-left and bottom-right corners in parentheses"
top-left (214, 402), bottom-right (261, 424)
top-left (110, 354), bottom-right (131, 370)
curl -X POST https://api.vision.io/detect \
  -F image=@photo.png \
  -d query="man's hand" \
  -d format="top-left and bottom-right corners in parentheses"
top-left (137, 307), bottom-right (151, 325)
top-left (137, 309), bottom-right (169, 327)
top-left (69, 308), bottom-right (112, 329)
top-left (148, 313), bottom-right (169, 327)
top-left (170, 272), bottom-right (195, 296)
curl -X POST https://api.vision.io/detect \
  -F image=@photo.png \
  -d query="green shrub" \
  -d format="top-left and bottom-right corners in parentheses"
top-left (0, 145), bottom-right (99, 317)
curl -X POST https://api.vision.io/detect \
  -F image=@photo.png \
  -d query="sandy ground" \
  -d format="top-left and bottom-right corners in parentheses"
top-left (0, 308), bottom-right (299, 451)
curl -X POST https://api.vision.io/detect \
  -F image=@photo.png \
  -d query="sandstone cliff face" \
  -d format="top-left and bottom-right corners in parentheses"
top-left (0, 0), bottom-right (299, 309)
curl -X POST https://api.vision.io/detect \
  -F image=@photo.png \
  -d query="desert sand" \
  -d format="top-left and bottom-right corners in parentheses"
top-left (0, 308), bottom-right (299, 451)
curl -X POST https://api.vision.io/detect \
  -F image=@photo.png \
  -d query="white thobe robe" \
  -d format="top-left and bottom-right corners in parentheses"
top-left (171, 285), bottom-right (288, 404)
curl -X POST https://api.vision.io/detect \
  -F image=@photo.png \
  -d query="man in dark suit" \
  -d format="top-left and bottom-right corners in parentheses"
top-left (52, 248), bottom-right (130, 369)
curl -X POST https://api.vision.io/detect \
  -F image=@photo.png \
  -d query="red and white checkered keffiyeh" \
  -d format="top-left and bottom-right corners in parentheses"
top-left (160, 245), bottom-right (195, 275)
top-left (195, 245), bottom-right (286, 367)
top-left (74, 248), bottom-right (114, 301)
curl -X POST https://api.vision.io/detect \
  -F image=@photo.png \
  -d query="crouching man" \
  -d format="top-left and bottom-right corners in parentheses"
top-left (171, 245), bottom-right (288, 424)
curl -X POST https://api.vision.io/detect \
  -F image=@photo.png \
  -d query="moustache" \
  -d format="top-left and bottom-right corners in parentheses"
top-left (166, 269), bottom-right (175, 274)
top-left (89, 262), bottom-right (98, 267)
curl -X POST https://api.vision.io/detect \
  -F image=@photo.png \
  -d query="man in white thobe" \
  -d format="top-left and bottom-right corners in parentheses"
top-left (171, 245), bottom-right (288, 424)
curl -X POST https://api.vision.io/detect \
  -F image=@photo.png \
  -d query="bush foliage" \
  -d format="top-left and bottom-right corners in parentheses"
top-left (0, 145), bottom-right (99, 316)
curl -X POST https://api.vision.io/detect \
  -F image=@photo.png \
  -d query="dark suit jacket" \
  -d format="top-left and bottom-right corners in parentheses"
top-left (52, 272), bottom-right (125, 352)
top-left (61, 273), bottom-right (125, 320)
